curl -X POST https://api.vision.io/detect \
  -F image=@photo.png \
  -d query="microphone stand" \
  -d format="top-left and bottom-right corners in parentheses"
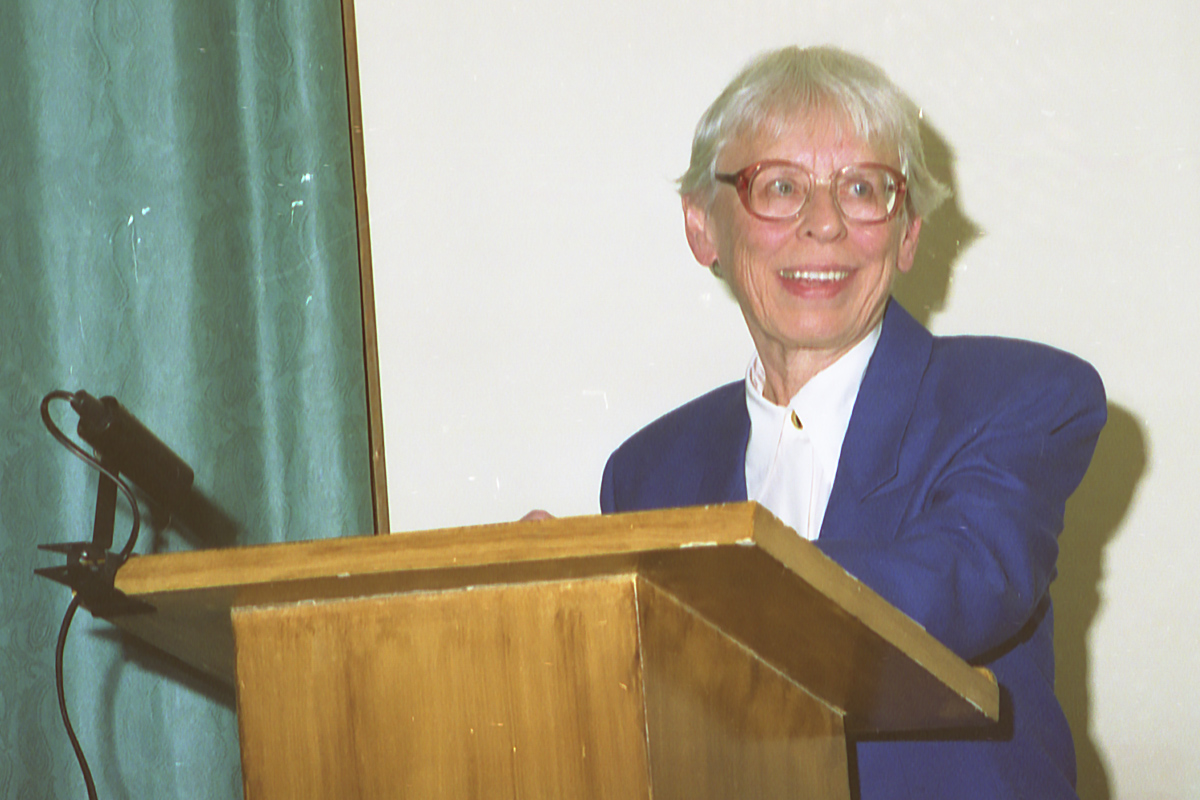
top-left (36, 390), bottom-right (193, 619)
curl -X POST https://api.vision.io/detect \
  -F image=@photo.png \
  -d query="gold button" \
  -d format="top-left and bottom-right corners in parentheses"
top-left (790, 410), bottom-right (803, 430)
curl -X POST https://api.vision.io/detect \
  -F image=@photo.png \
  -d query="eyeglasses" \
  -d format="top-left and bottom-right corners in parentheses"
top-left (714, 161), bottom-right (907, 224)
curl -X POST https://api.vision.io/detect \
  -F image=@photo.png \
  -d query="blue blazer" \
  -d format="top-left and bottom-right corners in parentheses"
top-left (601, 300), bottom-right (1106, 800)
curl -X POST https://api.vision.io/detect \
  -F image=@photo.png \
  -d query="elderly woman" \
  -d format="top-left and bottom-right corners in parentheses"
top-left (600, 46), bottom-right (1105, 799)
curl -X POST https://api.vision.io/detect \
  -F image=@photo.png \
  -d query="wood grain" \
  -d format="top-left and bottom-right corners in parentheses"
top-left (637, 577), bottom-right (851, 800)
top-left (638, 508), bottom-right (998, 732)
top-left (234, 577), bottom-right (650, 799)
top-left (111, 503), bottom-right (998, 730)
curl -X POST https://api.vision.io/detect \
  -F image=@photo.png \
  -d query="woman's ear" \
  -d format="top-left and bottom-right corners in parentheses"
top-left (897, 215), bottom-right (922, 273)
top-left (682, 195), bottom-right (720, 269)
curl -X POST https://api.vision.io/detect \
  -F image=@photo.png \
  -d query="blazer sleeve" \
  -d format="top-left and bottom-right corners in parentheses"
top-left (815, 348), bottom-right (1107, 661)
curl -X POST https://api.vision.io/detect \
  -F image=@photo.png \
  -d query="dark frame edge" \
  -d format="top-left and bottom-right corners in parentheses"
top-left (340, 0), bottom-right (390, 535)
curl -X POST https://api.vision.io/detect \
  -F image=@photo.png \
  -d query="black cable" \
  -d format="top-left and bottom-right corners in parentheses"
top-left (40, 391), bottom-right (141, 557)
top-left (56, 595), bottom-right (99, 800)
top-left (42, 390), bottom-right (142, 800)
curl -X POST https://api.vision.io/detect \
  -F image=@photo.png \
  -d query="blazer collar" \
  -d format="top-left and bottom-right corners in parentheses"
top-left (699, 299), bottom-right (931, 510)
top-left (826, 299), bottom-right (932, 505)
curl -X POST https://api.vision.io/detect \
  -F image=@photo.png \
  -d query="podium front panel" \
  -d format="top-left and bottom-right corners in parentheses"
top-left (233, 577), bottom-right (651, 799)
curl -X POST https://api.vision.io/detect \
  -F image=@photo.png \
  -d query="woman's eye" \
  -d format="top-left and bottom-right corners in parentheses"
top-left (768, 179), bottom-right (796, 196)
top-left (848, 180), bottom-right (874, 198)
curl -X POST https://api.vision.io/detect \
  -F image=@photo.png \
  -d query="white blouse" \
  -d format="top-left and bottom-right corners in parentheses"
top-left (744, 324), bottom-right (881, 540)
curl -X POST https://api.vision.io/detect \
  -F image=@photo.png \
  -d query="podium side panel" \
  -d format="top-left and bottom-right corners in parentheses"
top-left (232, 577), bottom-right (651, 799)
top-left (638, 577), bottom-right (852, 800)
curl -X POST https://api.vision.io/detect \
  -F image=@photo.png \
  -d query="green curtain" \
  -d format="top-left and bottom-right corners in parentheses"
top-left (0, 0), bottom-right (374, 796)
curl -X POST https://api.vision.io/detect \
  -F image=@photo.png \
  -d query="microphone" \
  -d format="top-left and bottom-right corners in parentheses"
top-left (70, 391), bottom-right (195, 508)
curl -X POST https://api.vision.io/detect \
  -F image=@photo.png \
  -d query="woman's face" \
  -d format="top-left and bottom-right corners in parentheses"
top-left (684, 111), bottom-right (922, 374)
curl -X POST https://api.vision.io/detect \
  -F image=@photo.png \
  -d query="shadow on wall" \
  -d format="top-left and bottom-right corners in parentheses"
top-left (1053, 403), bottom-right (1146, 800)
top-left (890, 117), bottom-right (1144, 800)
top-left (891, 119), bottom-right (981, 326)
top-left (145, 487), bottom-right (244, 553)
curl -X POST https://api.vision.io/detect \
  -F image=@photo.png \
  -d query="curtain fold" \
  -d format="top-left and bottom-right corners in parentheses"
top-left (0, 0), bottom-right (374, 796)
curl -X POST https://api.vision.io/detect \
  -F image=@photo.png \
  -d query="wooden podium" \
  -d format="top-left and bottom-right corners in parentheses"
top-left (109, 502), bottom-right (998, 799)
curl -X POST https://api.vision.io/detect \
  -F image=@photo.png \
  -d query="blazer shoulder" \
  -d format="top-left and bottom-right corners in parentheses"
top-left (930, 334), bottom-right (1106, 410)
top-left (601, 381), bottom-right (747, 513)
top-left (883, 301), bottom-right (1104, 409)
top-left (618, 381), bottom-right (744, 450)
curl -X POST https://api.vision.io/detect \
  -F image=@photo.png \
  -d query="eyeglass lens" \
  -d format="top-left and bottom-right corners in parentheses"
top-left (748, 164), bottom-right (899, 222)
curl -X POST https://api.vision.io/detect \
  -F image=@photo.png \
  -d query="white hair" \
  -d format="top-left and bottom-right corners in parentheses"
top-left (679, 46), bottom-right (950, 218)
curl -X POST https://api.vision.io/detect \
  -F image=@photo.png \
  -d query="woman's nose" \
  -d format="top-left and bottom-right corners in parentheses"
top-left (798, 181), bottom-right (847, 241)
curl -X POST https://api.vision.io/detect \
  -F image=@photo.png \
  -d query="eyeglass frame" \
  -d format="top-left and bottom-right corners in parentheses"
top-left (713, 160), bottom-right (908, 225)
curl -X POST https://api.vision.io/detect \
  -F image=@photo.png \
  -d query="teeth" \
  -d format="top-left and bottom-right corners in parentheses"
top-left (780, 270), bottom-right (849, 281)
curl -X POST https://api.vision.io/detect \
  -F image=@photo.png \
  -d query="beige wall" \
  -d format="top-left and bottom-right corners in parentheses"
top-left (356, 1), bottom-right (1200, 797)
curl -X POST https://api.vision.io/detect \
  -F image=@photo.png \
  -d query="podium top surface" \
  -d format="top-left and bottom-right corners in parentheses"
top-left (112, 502), bottom-right (998, 734)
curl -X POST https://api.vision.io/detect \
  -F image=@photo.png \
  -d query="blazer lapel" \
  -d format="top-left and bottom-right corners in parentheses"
top-left (820, 300), bottom-right (932, 540)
